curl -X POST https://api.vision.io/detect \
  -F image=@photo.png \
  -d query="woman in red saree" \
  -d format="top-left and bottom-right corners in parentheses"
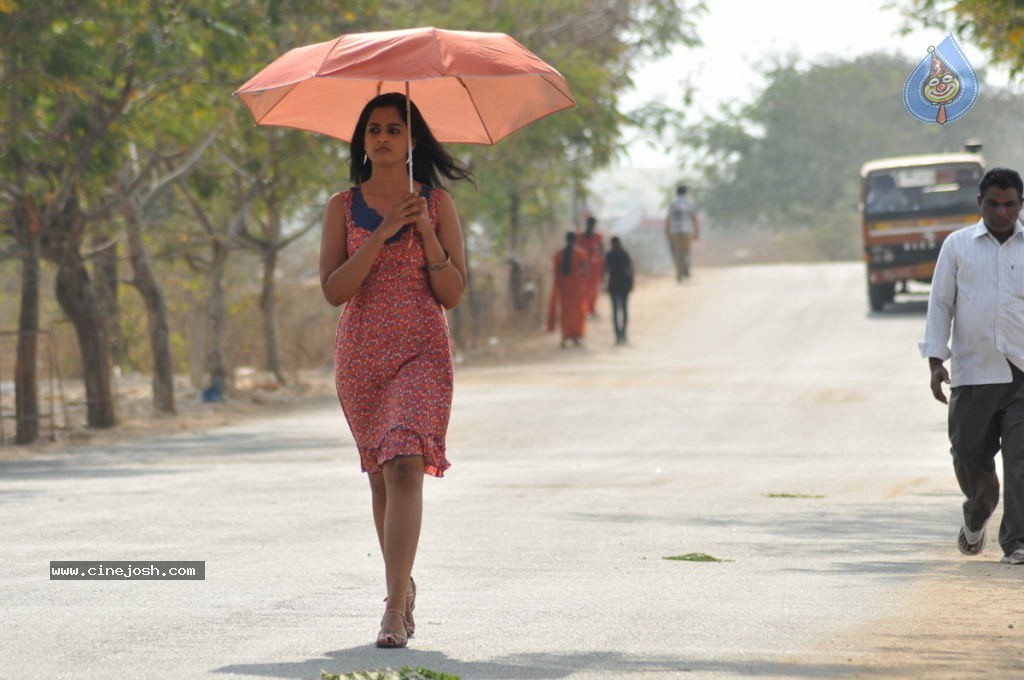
top-left (547, 231), bottom-right (590, 347)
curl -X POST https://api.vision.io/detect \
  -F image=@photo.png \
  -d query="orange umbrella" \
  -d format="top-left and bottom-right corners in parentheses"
top-left (234, 26), bottom-right (575, 146)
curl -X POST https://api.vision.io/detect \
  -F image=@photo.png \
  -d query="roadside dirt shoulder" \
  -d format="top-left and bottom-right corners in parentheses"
top-left (0, 327), bottom-right (565, 463)
top-left (812, 549), bottom-right (1024, 678)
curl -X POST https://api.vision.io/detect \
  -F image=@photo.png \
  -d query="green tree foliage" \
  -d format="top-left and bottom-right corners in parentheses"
top-left (682, 53), bottom-right (1024, 238)
top-left (1, 0), bottom-right (705, 435)
top-left (174, 1), bottom-right (374, 389)
top-left (0, 1), bottom-right (231, 428)
top-left (907, 0), bottom-right (1024, 76)
top-left (0, 1), bottom-right (375, 427)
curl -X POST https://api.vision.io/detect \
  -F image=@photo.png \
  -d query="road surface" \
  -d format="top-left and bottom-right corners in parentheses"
top-left (2, 262), bottom-right (1021, 679)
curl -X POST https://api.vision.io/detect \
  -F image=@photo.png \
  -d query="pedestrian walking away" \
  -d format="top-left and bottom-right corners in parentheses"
top-left (578, 215), bottom-right (605, 317)
top-left (604, 236), bottom-right (634, 345)
top-left (547, 231), bottom-right (589, 348)
top-left (665, 184), bottom-right (700, 282)
top-left (919, 166), bottom-right (1024, 565)
top-left (319, 93), bottom-right (472, 647)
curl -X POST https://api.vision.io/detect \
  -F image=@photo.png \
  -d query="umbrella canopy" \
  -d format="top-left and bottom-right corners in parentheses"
top-left (234, 26), bottom-right (576, 145)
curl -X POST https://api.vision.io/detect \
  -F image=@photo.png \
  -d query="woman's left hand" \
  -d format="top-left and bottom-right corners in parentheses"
top-left (405, 193), bottom-right (431, 236)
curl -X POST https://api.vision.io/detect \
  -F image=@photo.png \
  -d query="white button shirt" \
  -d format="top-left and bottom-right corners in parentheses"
top-left (920, 219), bottom-right (1024, 386)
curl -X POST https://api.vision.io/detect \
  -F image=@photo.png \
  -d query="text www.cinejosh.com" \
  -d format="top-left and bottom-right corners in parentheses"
top-left (49, 561), bottom-right (205, 580)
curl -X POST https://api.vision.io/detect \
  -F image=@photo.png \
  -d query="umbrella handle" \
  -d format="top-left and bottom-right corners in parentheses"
top-left (406, 82), bottom-right (413, 193)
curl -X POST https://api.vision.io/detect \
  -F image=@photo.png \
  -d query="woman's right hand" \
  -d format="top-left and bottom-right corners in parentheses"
top-left (373, 193), bottom-right (424, 244)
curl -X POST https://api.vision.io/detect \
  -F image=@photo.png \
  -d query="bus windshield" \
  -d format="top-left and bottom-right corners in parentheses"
top-left (864, 162), bottom-right (983, 218)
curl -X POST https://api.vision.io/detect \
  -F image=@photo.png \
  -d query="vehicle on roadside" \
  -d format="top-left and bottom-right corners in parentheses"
top-left (859, 145), bottom-right (984, 311)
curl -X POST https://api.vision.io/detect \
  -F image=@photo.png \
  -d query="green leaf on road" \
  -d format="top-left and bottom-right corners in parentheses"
top-left (763, 493), bottom-right (825, 499)
top-left (663, 553), bottom-right (733, 563)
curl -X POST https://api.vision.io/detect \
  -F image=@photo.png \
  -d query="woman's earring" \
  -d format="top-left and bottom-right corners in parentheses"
top-left (363, 153), bottom-right (369, 165)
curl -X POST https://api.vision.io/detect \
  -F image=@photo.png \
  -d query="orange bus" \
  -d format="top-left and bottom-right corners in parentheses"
top-left (859, 150), bottom-right (984, 311)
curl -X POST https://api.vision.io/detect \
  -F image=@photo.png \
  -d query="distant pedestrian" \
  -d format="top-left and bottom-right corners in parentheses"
top-left (577, 216), bottom-right (605, 317)
top-left (920, 166), bottom-right (1024, 565)
top-left (604, 236), bottom-right (634, 345)
top-left (665, 184), bottom-right (700, 282)
top-left (547, 231), bottom-right (589, 348)
top-left (319, 93), bottom-right (472, 647)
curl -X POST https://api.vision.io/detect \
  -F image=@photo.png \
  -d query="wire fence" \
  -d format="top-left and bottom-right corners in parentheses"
top-left (0, 328), bottom-right (68, 445)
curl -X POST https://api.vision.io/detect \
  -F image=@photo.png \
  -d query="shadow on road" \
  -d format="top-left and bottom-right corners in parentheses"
top-left (0, 428), bottom-right (350, 482)
top-left (217, 648), bottom-right (877, 679)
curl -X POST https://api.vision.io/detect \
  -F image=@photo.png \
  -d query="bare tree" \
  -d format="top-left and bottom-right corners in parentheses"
top-left (223, 139), bottom-right (322, 385)
top-left (178, 175), bottom-right (262, 397)
top-left (114, 130), bottom-right (220, 413)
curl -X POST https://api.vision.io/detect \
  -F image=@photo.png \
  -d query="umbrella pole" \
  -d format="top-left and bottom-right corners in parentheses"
top-left (405, 81), bottom-right (413, 193)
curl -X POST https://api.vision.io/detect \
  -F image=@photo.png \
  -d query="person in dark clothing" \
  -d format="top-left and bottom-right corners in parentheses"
top-left (604, 236), bottom-right (634, 345)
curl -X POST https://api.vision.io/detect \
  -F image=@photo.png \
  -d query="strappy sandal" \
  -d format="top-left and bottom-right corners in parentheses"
top-left (405, 577), bottom-right (416, 638)
top-left (376, 608), bottom-right (408, 648)
top-left (383, 577), bottom-right (417, 638)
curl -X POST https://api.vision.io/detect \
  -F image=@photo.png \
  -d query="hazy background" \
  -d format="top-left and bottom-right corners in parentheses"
top-left (590, 1), bottom-right (1017, 216)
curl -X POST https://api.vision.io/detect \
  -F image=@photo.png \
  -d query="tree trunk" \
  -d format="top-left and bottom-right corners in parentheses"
top-left (206, 240), bottom-right (229, 394)
top-left (14, 201), bottom-right (40, 444)
top-left (93, 241), bottom-right (124, 367)
top-left (452, 244), bottom-right (475, 350)
top-left (507, 190), bottom-right (521, 256)
top-left (41, 192), bottom-right (116, 429)
top-left (55, 258), bottom-right (116, 428)
top-left (126, 219), bottom-right (175, 414)
top-left (506, 190), bottom-right (525, 313)
top-left (7, 23), bottom-right (38, 443)
top-left (259, 247), bottom-right (285, 384)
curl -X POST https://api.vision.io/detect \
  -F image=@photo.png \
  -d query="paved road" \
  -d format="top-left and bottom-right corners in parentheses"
top-left (1, 263), bottom-right (1015, 679)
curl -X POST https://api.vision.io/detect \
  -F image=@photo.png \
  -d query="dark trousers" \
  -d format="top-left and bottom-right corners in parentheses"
top-left (609, 291), bottom-right (628, 342)
top-left (948, 362), bottom-right (1024, 555)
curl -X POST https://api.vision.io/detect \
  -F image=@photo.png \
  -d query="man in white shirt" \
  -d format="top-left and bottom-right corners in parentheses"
top-left (665, 184), bottom-right (700, 282)
top-left (920, 167), bottom-right (1024, 565)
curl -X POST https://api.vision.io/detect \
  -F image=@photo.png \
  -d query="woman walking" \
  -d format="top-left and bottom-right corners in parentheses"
top-left (604, 236), bottom-right (634, 345)
top-left (546, 231), bottom-right (589, 347)
top-left (319, 93), bottom-right (472, 648)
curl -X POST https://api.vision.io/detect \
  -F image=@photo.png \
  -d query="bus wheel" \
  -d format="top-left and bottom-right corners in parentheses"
top-left (868, 281), bottom-right (896, 312)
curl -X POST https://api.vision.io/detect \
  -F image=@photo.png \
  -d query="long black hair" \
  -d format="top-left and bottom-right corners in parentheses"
top-left (348, 92), bottom-right (474, 188)
top-left (560, 232), bottom-right (576, 276)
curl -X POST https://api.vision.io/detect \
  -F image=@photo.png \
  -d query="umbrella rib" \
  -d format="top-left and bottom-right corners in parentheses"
top-left (241, 34), bottom-right (349, 133)
top-left (541, 75), bottom-right (577, 107)
top-left (316, 34), bottom-right (349, 77)
top-left (247, 82), bottom-right (302, 126)
top-left (456, 77), bottom-right (495, 145)
top-left (428, 28), bottom-right (496, 143)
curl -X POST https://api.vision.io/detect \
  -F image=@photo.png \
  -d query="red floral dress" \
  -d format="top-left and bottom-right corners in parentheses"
top-left (334, 185), bottom-right (452, 477)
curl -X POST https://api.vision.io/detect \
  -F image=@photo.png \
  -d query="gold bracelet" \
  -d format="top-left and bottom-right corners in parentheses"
top-left (428, 254), bottom-right (451, 272)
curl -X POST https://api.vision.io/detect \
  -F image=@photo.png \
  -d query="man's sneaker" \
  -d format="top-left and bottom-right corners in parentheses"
top-left (958, 523), bottom-right (987, 556)
top-left (1000, 549), bottom-right (1024, 564)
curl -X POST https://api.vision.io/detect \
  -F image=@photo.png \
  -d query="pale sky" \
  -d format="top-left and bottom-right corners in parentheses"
top-left (619, 0), bottom-right (1015, 169)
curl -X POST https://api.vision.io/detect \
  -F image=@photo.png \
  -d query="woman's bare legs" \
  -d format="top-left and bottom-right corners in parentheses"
top-left (368, 455), bottom-right (424, 639)
top-left (369, 471), bottom-right (387, 549)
